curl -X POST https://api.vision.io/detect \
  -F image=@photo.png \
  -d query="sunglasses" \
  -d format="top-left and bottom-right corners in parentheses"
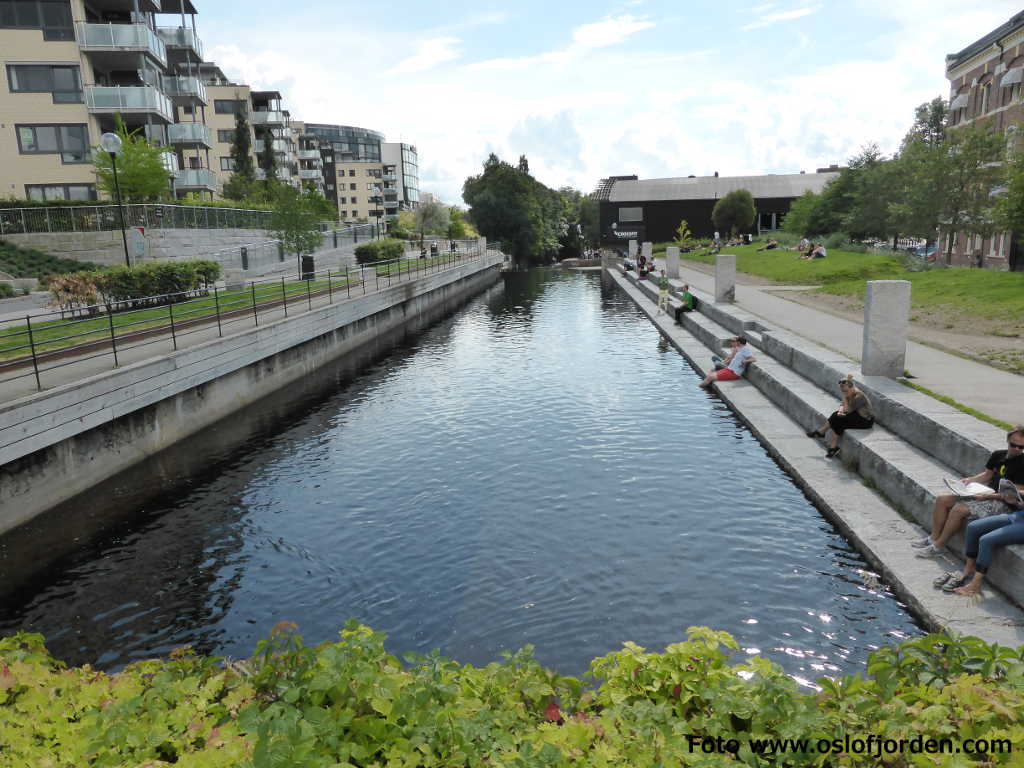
top-left (1009, 441), bottom-right (1024, 449)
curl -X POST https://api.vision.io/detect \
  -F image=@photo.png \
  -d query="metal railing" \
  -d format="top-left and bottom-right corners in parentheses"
top-left (84, 85), bottom-right (174, 122)
top-left (0, 246), bottom-right (491, 395)
top-left (208, 223), bottom-right (381, 272)
top-left (76, 22), bottom-right (167, 65)
top-left (0, 204), bottom-right (273, 235)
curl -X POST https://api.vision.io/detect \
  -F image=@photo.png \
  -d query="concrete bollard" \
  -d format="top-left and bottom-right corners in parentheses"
top-left (628, 239), bottom-right (638, 258)
top-left (641, 241), bottom-right (653, 260)
top-left (862, 280), bottom-right (911, 377)
top-left (665, 246), bottom-right (680, 278)
top-left (715, 253), bottom-right (736, 303)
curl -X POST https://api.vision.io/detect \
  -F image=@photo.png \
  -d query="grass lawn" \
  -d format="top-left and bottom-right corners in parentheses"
top-left (0, 275), bottom-right (354, 360)
top-left (652, 241), bottom-right (1024, 328)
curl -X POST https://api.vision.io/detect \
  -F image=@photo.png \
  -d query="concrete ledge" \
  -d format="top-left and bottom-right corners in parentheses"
top-left (615, 264), bottom-right (1024, 617)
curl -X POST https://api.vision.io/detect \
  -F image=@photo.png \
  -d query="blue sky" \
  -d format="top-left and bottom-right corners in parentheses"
top-left (192, 1), bottom-right (1021, 204)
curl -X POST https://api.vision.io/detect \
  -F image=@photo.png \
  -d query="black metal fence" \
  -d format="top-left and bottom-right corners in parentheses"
top-left (0, 204), bottom-right (274, 235)
top-left (0, 246), bottom-right (490, 395)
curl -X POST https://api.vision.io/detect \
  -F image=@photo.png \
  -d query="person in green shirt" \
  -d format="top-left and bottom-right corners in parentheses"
top-left (673, 283), bottom-right (696, 325)
top-left (656, 270), bottom-right (670, 314)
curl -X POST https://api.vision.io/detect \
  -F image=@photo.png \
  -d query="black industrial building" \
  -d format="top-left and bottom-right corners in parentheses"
top-left (597, 170), bottom-right (838, 245)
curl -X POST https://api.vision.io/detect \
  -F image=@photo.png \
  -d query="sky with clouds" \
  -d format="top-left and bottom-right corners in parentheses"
top-left (193, 1), bottom-right (1021, 204)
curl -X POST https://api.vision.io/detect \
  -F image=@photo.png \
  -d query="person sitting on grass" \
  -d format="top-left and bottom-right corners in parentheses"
top-left (756, 239), bottom-right (780, 252)
top-left (945, 486), bottom-right (1024, 596)
top-left (913, 427), bottom-right (1024, 559)
top-left (806, 373), bottom-right (874, 458)
top-left (673, 283), bottom-right (697, 325)
top-left (699, 336), bottom-right (754, 389)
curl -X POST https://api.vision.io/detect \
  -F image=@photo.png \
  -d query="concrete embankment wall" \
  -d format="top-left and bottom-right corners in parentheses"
top-left (0, 254), bottom-right (505, 534)
top-left (606, 260), bottom-right (1024, 645)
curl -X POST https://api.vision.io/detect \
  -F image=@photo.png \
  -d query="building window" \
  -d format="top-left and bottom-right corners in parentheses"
top-left (618, 207), bottom-right (643, 222)
top-left (348, 169), bottom-right (356, 177)
top-left (6, 64), bottom-right (81, 102)
top-left (220, 157), bottom-right (235, 171)
top-left (339, 210), bottom-right (347, 218)
top-left (350, 196), bottom-right (358, 204)
top-left (349, 183), bottom-right (356, 190)
top-left (214, 99), bottom-right (246, 114)
top-left (351, 210), bottom-right (358, 218)
top-left (980, 82), bottom-right (991, 114)
top-left (0, 0), bottom-right (74, 40)
top-left (16, 123), bottom-right (89, 163)
top-left (181, 105), bottom-right (195, 115)
top-left (339, 197), bottom-right (346, 204)
top-left (217, 129), bottom-right (235, 143)
top-left (25, 183), bottom-right (96, 201)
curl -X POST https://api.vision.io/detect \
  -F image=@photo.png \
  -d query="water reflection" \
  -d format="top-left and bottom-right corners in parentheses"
top-left (0, 269), bottom-right (922, 680)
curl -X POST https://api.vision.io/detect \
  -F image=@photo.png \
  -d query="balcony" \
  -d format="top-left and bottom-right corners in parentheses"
top-left (383, 199), bottom-right (399, 209)
top-left (76, 22), bottom-right (167, 67)
top-left (251, 110), bottom-right (285, 126)
top-left (174, 168), bottom-right (216, 192)
top-left (160, 151), bottom-right (180, 175)
top-left (85, 85), bottom-right (174, 123)
top-left (254, 139), bottom-right (289, 154)
top-left (163, 76), bottom-right (207, 106)
top-left (168, 122), bottom-right (212, 148)
top-left (382, 173), bottom-right (397, 182)
top-left (299, 168), bottom-right (323, 180)
top-left (298, 149), bottom-right (320, 161)
top-left (156, 26), bottom-right (203, 60)
top-left (256, 168), bottom-right (294, 181)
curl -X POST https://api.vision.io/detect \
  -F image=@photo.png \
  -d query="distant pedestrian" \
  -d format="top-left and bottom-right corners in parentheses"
top-left (657, 270), bottom-right (669, 314)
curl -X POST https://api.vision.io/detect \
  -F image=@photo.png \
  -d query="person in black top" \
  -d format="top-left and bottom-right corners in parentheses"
top-left (913, 427), bottom-right (1024, 560)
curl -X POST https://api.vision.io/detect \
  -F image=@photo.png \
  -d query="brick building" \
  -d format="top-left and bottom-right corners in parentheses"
top-left (944, 11), bottom-right (1024, 270)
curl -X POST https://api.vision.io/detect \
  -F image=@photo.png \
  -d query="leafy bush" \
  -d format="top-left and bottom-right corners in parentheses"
top-left (1, 624), bottom-right (1021, 767)
top-left (44, 259), bottom-right (214, 307)
top-left (48, 272), bottom-right (101, 314)
top-left (0, 283), bottom-right (15, 299)
top-left (192, 259), bottom-right (222, 287)
top-left (0, 240), bottom-right (96, 279)
top-left (824, 232), bottom-right (849, 250)
top-left (354, 238), bottom-right (405, 265)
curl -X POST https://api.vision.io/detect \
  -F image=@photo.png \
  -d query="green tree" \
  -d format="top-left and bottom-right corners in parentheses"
top-left (517, 154), bottom-right (530, 174)
top-left (258, 128), bottom-right (278, 195)
top-left (900, 97), bottom-right (947, 152)
top-left (842, 144), bottom-right (899, 240)
top-left (674, 219), bottom-right (693, 247)
top-left (578, 194), bottom-right (600, 247)
top-left (268, 185), bottom-right (323, 272)
top-left (782, 190), bottom-right (820, 236)
top-left (302, 184), bottom-right (335, 221)
top-left (447, 207), bottom-right (468, 239)
top-left (222, 111), bottom-right (256, 201)
top-left (995, 146), bottom-right (1024, 237)
top-left (415, 199), bottom-right (450, 238)
top-left (92, 115), bottom-right (172, 202)
top-left (711, 189), bottom-right (755, 237)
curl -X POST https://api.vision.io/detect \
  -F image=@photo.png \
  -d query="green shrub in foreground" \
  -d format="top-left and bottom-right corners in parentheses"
top-left (1, 623), bottom-right (1023, 766)
top-left (0, 283), bottom-right (14, 299)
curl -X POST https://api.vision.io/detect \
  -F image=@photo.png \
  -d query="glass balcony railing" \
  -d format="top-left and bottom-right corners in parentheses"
top-left (85, 86), bottom-right (174, 122)
top-left (164, 76), bottom-right (207, 105)
top-left (250, 111), bottom-right (285, 126)
top-left (298, 168), bottom-right (323, 180)
top-left (254, 139), bottom-right (289, 154)
top-left (298, 149), bottom-right (320, 160)
top-left (382, 173), bottom-right (397, 182)
top-left (383, 200), bottom-right (399, 209)
top-left (160, 151), bottom-right (180, 175)
top-left (168, 122), bottom-right (212, 147)
top-left (76, 22), bottom-right (167, 66)
top-left (156, 26), bottom-right (203, 59)
top-left (174, 169), bottom-right (217, 190)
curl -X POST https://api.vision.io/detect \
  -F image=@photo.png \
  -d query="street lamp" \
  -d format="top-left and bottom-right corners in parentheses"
top-left (100, 132), bottom-right (131, 268)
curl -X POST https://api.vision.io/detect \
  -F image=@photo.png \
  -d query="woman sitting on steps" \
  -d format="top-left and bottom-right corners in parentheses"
top-left (806, 374), bottom-right (874, 458)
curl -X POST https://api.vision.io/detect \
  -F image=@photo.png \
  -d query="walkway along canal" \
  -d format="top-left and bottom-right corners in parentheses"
top-left (0, 268), bottom-right (922, 680)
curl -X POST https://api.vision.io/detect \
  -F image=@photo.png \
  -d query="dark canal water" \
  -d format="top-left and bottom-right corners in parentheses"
top-left (0, 268), bottom-right (922, 684)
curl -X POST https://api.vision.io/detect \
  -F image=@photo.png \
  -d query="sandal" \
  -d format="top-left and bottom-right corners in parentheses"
top-left (942, 573), bottom-right (972, 593)
top-left (933, 571), bottom-right (958, 588)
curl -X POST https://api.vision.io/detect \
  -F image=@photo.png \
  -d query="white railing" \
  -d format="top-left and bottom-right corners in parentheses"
top-left (174, 169), bottom-right (217, 190)
top-left (168, 122), bottom-right (211, 145)
top-left (76, 22), bottom-right (167, 66)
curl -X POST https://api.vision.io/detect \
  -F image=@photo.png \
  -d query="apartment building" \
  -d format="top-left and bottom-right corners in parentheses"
top-left (0, 0), bottom-right (219, 201)
top-left (944, 10), bottom-right (1024, 270)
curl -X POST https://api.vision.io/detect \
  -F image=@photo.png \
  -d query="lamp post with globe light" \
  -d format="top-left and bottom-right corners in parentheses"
top-left (100, 132), bottom-right (131, 267)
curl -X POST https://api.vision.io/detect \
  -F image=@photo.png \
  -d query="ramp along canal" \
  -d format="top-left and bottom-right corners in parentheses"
top-left (0, 267), bottom-right (922, 682)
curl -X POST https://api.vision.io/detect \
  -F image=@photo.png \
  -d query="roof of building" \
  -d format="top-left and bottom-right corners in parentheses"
top-left (946, 11), bottom-right (1024, 70)
top-left (606, 172), bottom-right (838, 203)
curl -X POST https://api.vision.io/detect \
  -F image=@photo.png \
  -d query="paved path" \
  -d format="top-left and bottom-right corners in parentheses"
top-left (660, 260), bottom-right (1021, 426)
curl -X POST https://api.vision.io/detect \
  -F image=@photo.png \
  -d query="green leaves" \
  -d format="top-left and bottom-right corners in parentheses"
top-left (2, 626), bottom-right (1024, 767)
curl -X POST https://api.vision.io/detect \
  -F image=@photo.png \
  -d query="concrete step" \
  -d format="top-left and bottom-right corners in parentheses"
top-left (618, 264), bottom-right (1024, 607)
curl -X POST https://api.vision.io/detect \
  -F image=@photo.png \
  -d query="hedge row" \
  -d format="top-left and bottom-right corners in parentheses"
top-left (1, 623), bottom-right (1021, 766)
top-left (354, 238), bottom-right (405, 265)
top-left (47, 259), bottom-right (222, 312)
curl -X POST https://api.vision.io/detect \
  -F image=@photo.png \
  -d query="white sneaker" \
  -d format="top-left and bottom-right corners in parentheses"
top-left (910, 536), bottom-right (933, 549)
top-left (914, 544), bottom-right (945, 558)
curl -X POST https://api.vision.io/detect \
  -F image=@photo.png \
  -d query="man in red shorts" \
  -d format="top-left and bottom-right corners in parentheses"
top-left (699, 336), bottom-right (755, 388)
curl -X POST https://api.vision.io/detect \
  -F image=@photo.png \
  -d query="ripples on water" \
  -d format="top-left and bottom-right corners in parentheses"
top-left (0, 268), bottom-right (921, 681)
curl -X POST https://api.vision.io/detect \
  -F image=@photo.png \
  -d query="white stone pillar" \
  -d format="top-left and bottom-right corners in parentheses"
top-left (666, 246), bottom-right (680, 278)
top-left (628, 239), bottom-right (638, 258)
top-left (715, 253), bottom-right (736, 303)
top-left (641, 241), bottom-right (653, 260)
top-left (862, 280), bottom-right (911, 377)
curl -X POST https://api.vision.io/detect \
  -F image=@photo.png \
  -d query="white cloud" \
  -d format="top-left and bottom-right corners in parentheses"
top-left (387, 37), bottom-right (461, 75)
top-left (741, 5), bottom-right (820, 31)
top-left (470, 13), bottom-right (654, 71)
